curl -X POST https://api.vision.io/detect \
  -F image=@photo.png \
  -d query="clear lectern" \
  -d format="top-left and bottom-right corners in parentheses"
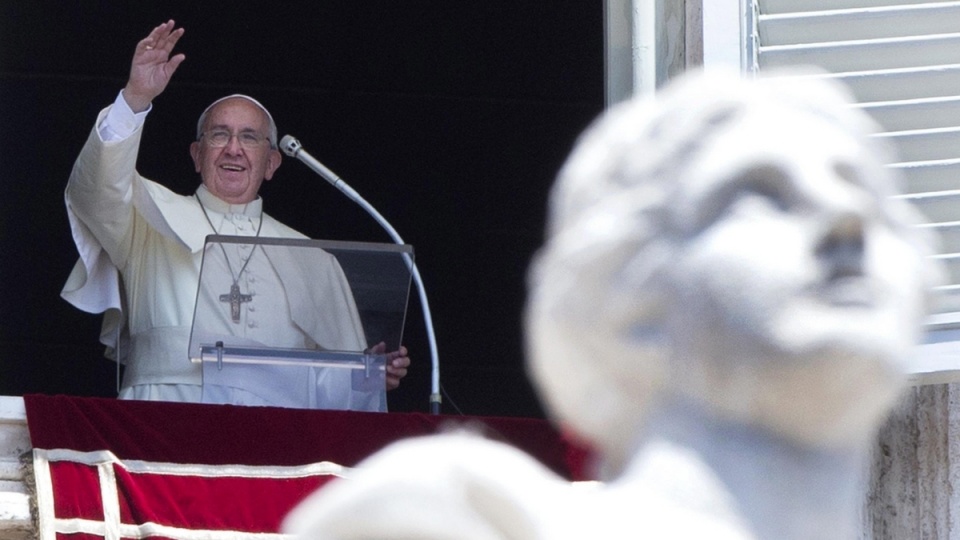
top-left (188, 235), bottom-right (413, 410)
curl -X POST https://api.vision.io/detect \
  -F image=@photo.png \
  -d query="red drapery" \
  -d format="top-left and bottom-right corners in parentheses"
top-left (25, 395), bottom-right (589, 540)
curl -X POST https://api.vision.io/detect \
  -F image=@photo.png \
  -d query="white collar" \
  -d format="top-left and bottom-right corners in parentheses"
top-left (195, 184), bottom-right (263, 218)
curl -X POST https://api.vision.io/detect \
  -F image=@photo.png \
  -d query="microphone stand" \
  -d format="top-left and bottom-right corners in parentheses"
top-left (281, 135), bottom-right (442, 414)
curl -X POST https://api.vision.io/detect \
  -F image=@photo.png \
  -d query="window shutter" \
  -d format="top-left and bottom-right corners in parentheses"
top-left (752, 0), bottom-right (960, 378)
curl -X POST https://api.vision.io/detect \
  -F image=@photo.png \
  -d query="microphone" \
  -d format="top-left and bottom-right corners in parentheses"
top-left (281, 134), bottom-right (442, 414)
top-left (281, 135), bottom-right (360, 202)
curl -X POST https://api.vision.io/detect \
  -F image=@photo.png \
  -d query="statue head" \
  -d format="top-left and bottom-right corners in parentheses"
top-left (525, 69), bottom-right (941, 473)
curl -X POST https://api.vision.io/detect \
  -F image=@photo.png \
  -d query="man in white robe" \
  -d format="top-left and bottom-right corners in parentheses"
top-left (60, 20), bottom-right (409, 410)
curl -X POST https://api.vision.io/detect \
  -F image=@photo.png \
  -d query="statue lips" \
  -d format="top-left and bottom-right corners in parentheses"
top-left (818, 275), bottom-right (878, 307)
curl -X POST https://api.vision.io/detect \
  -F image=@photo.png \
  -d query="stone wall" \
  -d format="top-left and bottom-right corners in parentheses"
top-left (863, 382), bottom-right (960, 539)
top-left (0, 398), bottom-right (31, 540)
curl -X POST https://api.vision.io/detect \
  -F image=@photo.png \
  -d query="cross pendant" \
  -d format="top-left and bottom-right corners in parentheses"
top-left (219, 284), bottom-right (253, 323)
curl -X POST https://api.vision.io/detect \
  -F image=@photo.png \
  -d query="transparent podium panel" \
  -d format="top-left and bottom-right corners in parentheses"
top-left (188, 235), bottom-right (413, 410)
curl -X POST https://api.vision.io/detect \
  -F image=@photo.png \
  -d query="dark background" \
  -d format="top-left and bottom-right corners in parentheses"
top-left (0, 1), bottom-right (604, 418)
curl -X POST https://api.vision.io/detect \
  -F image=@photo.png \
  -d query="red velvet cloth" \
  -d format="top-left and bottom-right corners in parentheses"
top-left (24, 395), bottom-right (590, 540)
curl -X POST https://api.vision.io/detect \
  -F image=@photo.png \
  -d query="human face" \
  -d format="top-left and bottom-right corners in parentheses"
top-left (663, 106), bottom-right (929, 443)
top-left (190, 98), bottom-right (281, 204)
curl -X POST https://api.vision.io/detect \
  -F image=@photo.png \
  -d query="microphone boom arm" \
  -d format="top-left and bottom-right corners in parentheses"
top-left (281, 135), bottom-right (442, 414)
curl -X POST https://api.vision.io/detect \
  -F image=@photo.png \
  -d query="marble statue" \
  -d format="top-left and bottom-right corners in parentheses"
top-left (282, 69), bottom-right (942, 540)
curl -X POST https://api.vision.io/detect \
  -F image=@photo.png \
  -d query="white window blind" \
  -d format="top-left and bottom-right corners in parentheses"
top-left (751, 0), bottom-right (960, 380)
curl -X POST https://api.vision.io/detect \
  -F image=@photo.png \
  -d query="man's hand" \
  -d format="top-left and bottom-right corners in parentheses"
top-left (123, 20), bottom-right (186, 113)
top-left (367, 342), bottom-right (410, 391)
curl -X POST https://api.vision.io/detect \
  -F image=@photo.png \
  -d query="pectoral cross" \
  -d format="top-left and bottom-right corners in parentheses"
top-left (220, 284), bottom-right (253, 323)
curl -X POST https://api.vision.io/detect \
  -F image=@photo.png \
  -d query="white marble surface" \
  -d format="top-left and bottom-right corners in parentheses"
top-left (0, 396), bottom-right (32, 540)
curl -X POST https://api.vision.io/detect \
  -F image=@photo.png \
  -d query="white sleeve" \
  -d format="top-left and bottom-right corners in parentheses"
top-left (98, 90), bottom-right (151, 141)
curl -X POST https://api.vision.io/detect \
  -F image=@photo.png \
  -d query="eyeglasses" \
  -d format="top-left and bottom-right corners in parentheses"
top-left (201, 130), bottom-right (269, 149)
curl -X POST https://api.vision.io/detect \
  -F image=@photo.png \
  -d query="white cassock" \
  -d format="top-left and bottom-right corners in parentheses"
top-left (60, 97), bottom-right (385, 412)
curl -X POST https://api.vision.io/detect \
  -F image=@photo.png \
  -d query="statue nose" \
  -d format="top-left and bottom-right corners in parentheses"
top-left (816, 212), bottom-right (866, 278)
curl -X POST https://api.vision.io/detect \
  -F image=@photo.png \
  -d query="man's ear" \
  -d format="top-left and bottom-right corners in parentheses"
top-left (264, 149), bottom-right (282, 181)
top-left (190, 141), bottom-right (202, 173)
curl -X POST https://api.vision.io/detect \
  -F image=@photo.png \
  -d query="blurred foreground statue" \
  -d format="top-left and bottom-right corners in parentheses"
top-left (283, 69), bottom-right (941, 540)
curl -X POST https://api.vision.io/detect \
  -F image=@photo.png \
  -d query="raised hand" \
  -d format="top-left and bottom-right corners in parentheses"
top-left (122, 20), bottom-right (186, 113)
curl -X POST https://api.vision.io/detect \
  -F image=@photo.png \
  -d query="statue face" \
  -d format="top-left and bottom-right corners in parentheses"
top-left (663, 105), bottom-right (929, 444)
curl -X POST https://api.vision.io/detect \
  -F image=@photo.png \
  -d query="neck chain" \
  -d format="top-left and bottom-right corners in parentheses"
top-left (196, 194), bottom-right (264, 323)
